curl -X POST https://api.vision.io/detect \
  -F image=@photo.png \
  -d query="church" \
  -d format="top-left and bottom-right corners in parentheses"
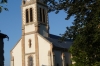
top-left (10, 0), bottom-right (73, 66)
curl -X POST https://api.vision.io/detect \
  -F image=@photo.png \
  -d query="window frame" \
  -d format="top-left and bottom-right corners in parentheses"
top-left (53, 52), bottom-right (55, 66)
top-left (26, 9), bottom-right (29, 23)
top-left (30, 8), bottom-right (33, 22)
top-left (43, 9), bottom-right (45, 23)
top-left (39, 8), bottom-right (42, 22)
top-left (28, 39), bottom-right (32, 48)
top-left (28, 56), bottom-right (33, 66)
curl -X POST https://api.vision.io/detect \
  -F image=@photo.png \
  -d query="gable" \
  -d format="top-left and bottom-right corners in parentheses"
top-left (10, 37), bottom-right (22, 52)
top-left (38, 33), bottom-right (52, 44)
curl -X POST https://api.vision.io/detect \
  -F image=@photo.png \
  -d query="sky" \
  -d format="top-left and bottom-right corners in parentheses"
top-left (0, 0), bottom-right (74, 66)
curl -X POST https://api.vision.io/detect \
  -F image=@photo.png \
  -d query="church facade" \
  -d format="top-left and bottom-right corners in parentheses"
top-left (10, 0), bottom-right (72, 66)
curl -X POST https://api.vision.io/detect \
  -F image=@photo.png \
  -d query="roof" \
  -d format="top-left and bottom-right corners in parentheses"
top-left (49, 34), bottom-right (61, 39)
top-left (44, 34), bottom-right (73, 49)
top-left (49, 34), bottom-right (72, 41)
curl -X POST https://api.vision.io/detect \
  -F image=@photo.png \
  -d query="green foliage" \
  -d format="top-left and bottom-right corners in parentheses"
top-left (0, 0), bottom-right (8, 13)
top-left (94, 62), bottom-right (100, 66)
top-left (46, 0), bottom-right (100, 66)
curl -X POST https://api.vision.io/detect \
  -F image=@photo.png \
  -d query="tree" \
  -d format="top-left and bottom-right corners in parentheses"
top-left (0, 0), bottom-right (8, 66)
top-left (46, 0), bottom-right (100, 66)
top-left (0, 0), bottom-right (8, 13)
top-left (0, 33), bottom-right (9, 66)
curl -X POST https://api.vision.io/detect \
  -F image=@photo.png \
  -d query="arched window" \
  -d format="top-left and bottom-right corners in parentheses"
top-left (66, 63), bottom-right (69, 66)
top-left (23, 0), bottom-right (25, 4)
top-left (57, 63), bottom-right (59, 66)
top-left (63, 55), bottom-right (66, 66)
top-left (48, 51), bottom-right (52, 66)
top-left (39, 8), bottom-right (46, 23)
top-left (28, 39), bottom-right (32, 48)
top-left (62, 53), bottom-right (66, 66)
top-left (39, 8), bottom-right (42, 22)
top-left (28, 56), bottom-right (33, 66)
top-left (30, 8), bottom-right (33, 22)
top-left (53, 52), bottom-right (55, 66)
top-left (11, 56), bottom-right (14, 66)
top-left (26, 9), bottom-right (29, 23)
top-left (43, 9), bottom-right (45, 23)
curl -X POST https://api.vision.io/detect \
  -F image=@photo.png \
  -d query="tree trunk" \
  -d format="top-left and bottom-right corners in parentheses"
top-left (0, 33), bottom-right (9, 66)
top-left (0, 38), bottom-right (4, 66)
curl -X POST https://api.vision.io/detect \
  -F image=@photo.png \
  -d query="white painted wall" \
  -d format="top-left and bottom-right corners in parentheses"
top-left (25, 34), bottom-right (35, 54)
top-left (25, 24), bottom-right (35, 33)
top-left (38, 34), bottom-right (51, 66)
top-left (38, 25), bottom-right (48, 37)
top-left (53, 50), bottom-right (62, 66)
top-left (10, 61), bottom-right (13, 66)
top-left (11, 39), bottom-right (22, 66)
top-left (53, 50), bottom-right (72, 66)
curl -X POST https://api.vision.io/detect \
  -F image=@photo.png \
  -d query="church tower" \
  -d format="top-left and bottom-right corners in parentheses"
top-left (21, 0), bottom-right (49, 66)
top-left (21, 0), bottom-right (49, 37)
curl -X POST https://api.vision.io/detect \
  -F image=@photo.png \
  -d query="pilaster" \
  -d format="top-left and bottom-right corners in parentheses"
top-left (22, 26), bottom-right (25, 66)
top-left (35, 25), bottom-right (40, 66)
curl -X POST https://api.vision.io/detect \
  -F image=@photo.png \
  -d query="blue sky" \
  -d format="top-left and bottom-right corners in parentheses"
top-left (0, 0), bottom-right (73, 66)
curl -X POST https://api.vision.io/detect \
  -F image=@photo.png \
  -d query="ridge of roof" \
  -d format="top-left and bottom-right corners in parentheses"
top-left (49, 34), bottom-right (73, 41)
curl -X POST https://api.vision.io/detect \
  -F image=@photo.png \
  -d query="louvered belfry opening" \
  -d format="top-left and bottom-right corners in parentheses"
top-left (26, 9), bottom-right (29, 23)
top-left (30, 8), bottom-right (33, 22)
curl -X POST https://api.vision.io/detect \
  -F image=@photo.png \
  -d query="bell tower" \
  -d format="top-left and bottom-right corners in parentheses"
top-left (21, 0), bottom-right (49, 37)
top-left (21, 0), bottom-right (49, 66)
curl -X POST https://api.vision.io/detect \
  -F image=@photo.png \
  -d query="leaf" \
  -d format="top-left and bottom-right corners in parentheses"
top-left (55, 10), bottom-right (59, 14)
top-left (0, 6), bottom-right (2, 13)
top-left (4, 8), bottom-right (8, 11)
top-left (1, 0), bottom-right (7, 3)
